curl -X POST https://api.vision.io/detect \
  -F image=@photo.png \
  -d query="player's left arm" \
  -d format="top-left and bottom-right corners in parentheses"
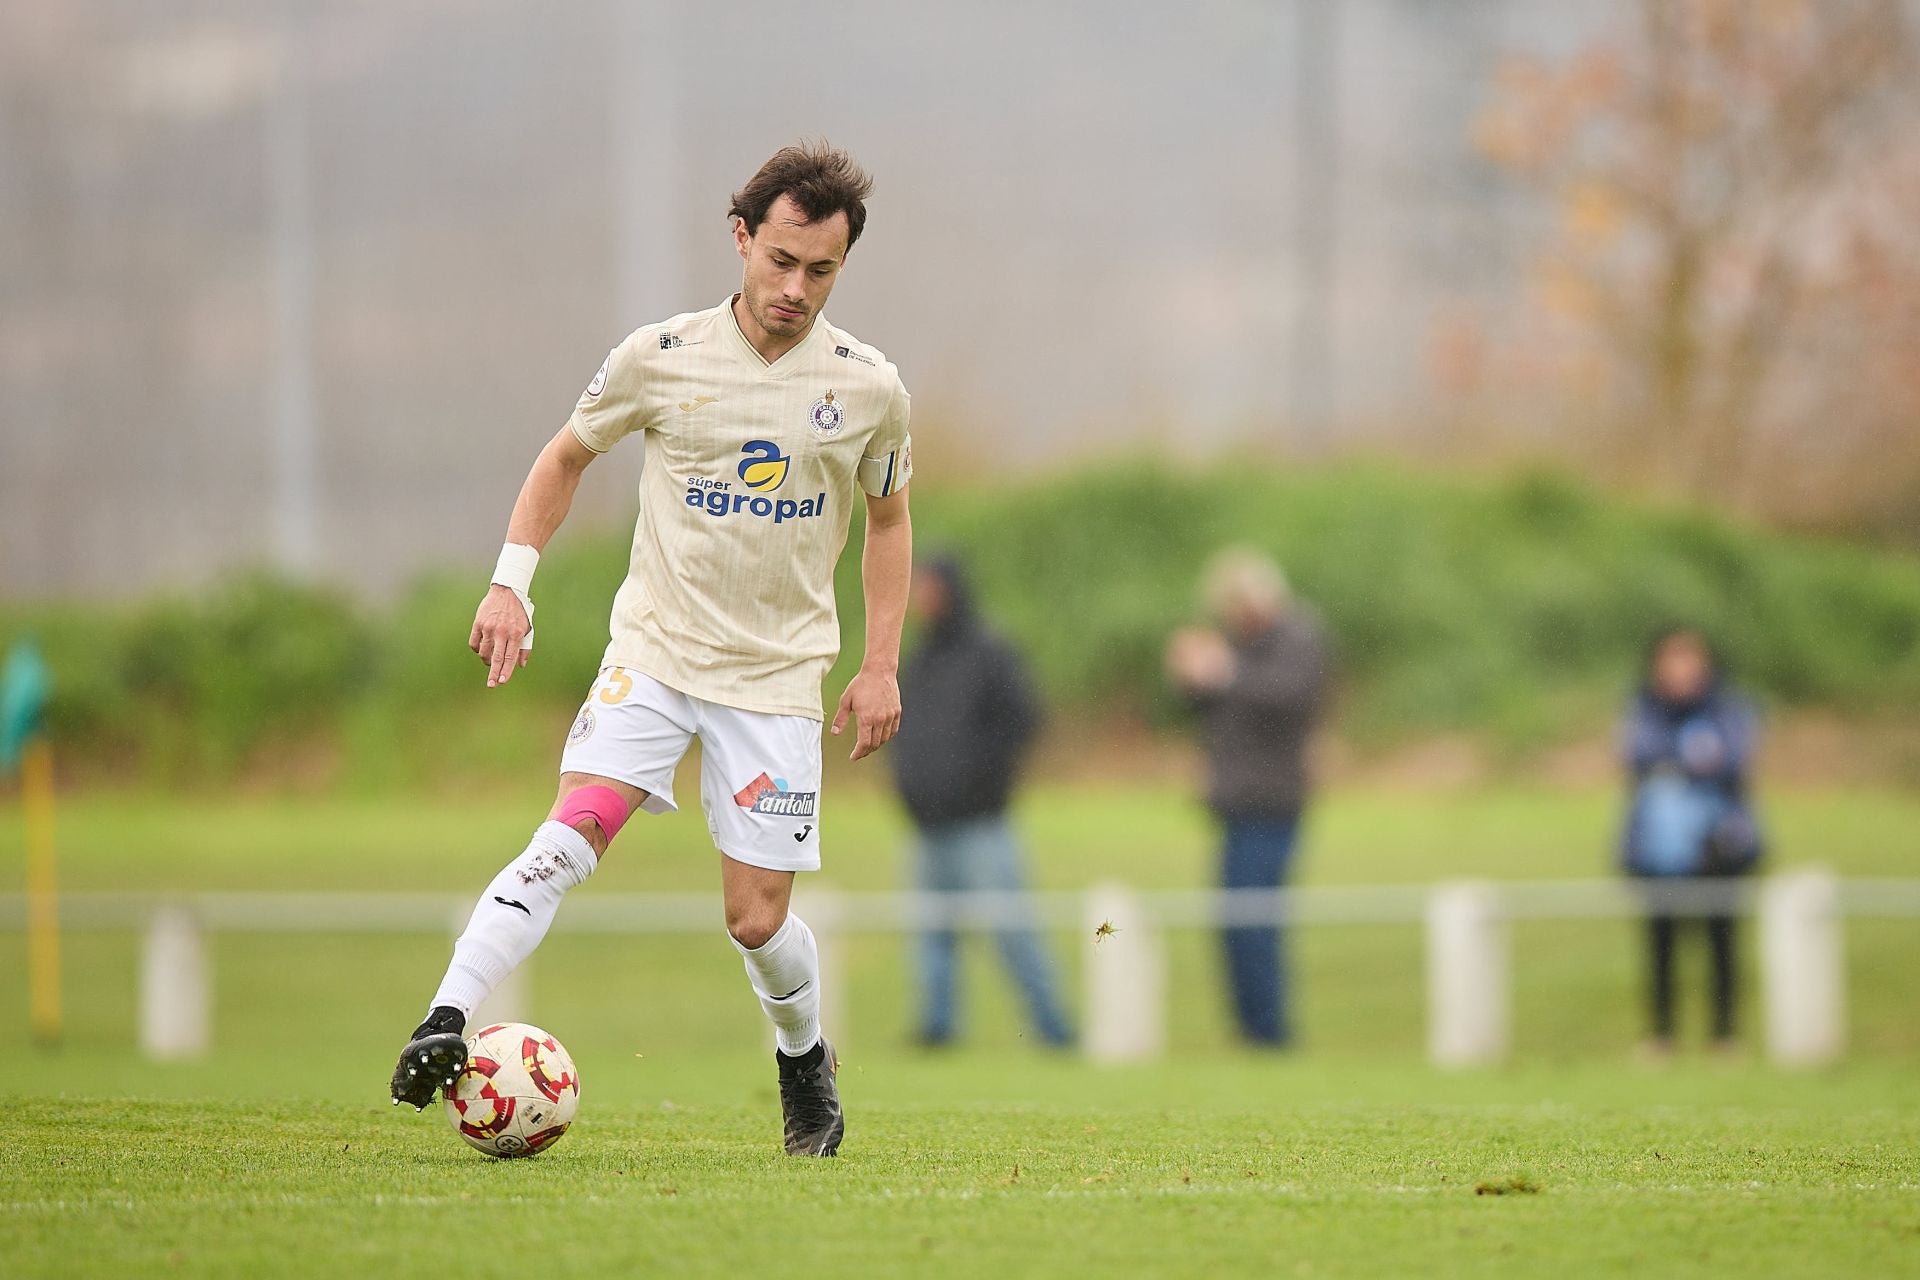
top-left (833, 486), bottom-right (912, 761)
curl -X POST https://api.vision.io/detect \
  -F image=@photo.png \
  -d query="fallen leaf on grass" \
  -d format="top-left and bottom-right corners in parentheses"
top-left (1474, 1175), bottom-right (1541, 1196)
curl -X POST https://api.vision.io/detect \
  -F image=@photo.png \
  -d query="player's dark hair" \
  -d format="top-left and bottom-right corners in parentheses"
top-left (729, 141), bottom-right (873, 254)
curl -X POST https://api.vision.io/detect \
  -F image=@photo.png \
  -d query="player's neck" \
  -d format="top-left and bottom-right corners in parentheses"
top-left (731, 293), bottom-right (814, 366)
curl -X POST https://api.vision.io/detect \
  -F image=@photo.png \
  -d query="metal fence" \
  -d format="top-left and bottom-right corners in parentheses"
top-left (3, 0), bottom-right (1591, 595)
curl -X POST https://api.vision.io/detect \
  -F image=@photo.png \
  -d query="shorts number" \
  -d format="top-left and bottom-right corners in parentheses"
top-left (597, 668), bottom-right (634, 705)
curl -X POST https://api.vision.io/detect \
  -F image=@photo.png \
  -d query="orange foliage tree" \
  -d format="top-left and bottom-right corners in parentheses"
top-left (1474, 0), bottom-right (1920, 535)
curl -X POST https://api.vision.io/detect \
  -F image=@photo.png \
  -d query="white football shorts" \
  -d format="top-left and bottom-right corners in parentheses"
top-left (558, 667), bottom-right (823, 873)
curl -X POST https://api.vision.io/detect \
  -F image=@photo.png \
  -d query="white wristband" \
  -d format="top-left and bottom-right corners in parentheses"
top-left (492, 542), bottom-right (539, 595)
top-left (491, 543), bottom-right (538, 651)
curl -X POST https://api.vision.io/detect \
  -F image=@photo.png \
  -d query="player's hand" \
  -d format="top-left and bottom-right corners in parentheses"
top-left (470, 584), bottom-right (531, 688)
top-left (832, 665), bottom-right (902, 761)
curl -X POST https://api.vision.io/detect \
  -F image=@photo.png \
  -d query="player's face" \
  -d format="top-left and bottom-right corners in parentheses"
top-left (734, 194), bottom-right (850, 342)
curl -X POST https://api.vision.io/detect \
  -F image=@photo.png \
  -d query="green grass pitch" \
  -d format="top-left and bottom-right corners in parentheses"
top-left (8, 1055), bottom-right (1919, 1277)
top-left (3, 783), bottom-right (1917, 1274)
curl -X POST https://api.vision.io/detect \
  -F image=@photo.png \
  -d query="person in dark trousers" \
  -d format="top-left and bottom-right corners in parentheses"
top-left (1166, 547), bottom-right (1330, 1048)
top-left (890, 556), bottom-right (1073, 1048)
top-left (1620, 627), bottom-right (1764, 1056)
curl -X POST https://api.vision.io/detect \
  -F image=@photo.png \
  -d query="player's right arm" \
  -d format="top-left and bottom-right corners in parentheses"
top-left (473, 333), bottom-right (653, 688)
top-left (472, 425), bottom-right (601, 687)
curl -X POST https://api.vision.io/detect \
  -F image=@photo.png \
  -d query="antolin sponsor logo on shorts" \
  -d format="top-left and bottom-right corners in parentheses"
top-left (683, 441), bottom-right (826, 525)
top-left (733, 772), bottom-right (817, 818)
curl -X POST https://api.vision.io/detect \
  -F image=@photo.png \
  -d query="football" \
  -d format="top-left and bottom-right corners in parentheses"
top-left (443, 1022), bottom-right (581, 1158)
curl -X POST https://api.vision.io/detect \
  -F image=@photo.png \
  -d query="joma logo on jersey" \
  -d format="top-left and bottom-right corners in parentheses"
top-left (682, 441), bottom-right (827, 524)
top-left (733, 772), bottom-right (817, 818)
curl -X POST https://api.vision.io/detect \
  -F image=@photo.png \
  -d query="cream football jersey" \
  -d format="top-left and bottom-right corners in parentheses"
top-left (567, 296), bottom-right (912, 720)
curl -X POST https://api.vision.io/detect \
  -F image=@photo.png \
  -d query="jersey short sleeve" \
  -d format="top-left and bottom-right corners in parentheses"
top-left (567, 333), bottom-right (651, 454)
top-left (856, 378), bottom-right (913, 498)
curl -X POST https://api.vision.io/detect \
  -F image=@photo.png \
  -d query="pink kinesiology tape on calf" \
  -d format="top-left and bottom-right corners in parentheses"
top-left (555, 785), bottom-right (632, 843)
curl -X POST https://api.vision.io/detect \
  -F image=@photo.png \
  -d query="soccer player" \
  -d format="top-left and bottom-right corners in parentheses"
top-left (388, 142), bottom-right (911, 1157)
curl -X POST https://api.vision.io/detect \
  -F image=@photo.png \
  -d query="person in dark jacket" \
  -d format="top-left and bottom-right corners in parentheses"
top-left (1621, 627), bottom-right (1763, 1054)
top-left (1166, 547), bottom-right (1331, 1047)
top-left (890, 556), bottom-right (1072, 1048)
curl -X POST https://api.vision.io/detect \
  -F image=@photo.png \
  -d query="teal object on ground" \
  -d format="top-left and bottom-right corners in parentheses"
top-left (1, 640), bottom-right (51, 773)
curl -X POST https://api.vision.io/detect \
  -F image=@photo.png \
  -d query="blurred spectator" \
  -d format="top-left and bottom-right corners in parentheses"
top-left (1165, 548), bottom-right (1331, 1048)
top-left (890, 557), bottom-right (1073, 1048)
top-left (1621, 627), bottom-right (1764, 1054)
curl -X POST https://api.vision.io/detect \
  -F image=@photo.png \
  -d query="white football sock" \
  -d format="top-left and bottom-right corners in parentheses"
top-left (430, 821), bottom-right (596, 1019)
top-left (732, 913), bottom-right (822, 1057)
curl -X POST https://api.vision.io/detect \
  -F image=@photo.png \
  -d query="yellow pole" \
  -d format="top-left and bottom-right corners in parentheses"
top-left (22, 736), bottom-right (60, 1045)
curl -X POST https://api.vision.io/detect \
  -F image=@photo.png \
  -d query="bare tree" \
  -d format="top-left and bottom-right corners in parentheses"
top-left (1474, 0), bottom-right (1920, 529)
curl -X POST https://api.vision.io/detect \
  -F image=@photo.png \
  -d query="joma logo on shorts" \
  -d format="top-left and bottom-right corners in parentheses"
top-left (733, 772), bottom-right (817, 818)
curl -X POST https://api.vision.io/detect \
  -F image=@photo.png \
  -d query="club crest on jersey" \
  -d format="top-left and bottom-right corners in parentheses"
top-left (809, 389), bottom-right (844, 438)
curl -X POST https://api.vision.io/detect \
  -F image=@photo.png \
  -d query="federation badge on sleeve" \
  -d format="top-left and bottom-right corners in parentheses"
top-left (585, 358), bottom-right (609, 399)
top-left (809, 389), bottom-right (844, 438)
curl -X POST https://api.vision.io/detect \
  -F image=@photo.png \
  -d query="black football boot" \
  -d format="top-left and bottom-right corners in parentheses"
top-left (389, 1006), bottom-right (468, 1111)
top-left (777, 1038), bottom-right (844, 1156)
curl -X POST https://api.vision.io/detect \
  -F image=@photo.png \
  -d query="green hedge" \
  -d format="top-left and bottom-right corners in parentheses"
top-left (6, 464), bottom-right (1918, 781)
top-left (899, 464), bottom-right (1920, 740)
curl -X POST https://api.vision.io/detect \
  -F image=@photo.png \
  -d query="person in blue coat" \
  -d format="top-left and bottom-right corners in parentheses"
top-left (1620, 627), bottom-right (1764, 1053)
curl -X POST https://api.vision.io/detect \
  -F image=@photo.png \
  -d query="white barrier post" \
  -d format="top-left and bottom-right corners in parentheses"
top-left (140, 906), bottom-right (211, 1060)
top-left (1084, 882), bottom-right (1165, 1064)
top-left (1426, 882), bottom-right (1508, 1067)
top-left (1760, 870), bottom-right (1845, 1066)
top-left (795, 885), bottom-right (848, 1051)
top-left (452, 905), bottom-right (532, 1030)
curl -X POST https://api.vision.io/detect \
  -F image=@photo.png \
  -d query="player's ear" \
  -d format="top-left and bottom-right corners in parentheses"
top-left (733, 216), bottom-right (752, 262)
